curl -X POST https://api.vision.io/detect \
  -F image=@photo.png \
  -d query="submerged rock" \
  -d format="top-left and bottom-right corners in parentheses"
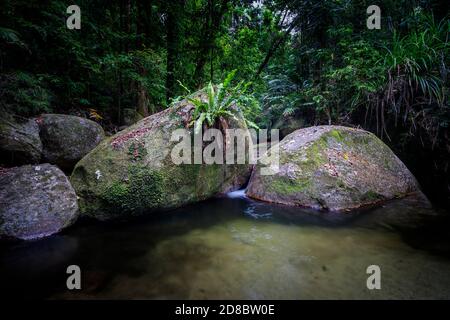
top-left (246, 126), bottom-right (419, 211)
top-left (70, 91), bottom-right (252, 220)
top-left (0, 164), bottom-right (79, 240)
top-left (0, 114), bottom-right (42, 165)
top-left (36, 114), bottom-right (105, 171)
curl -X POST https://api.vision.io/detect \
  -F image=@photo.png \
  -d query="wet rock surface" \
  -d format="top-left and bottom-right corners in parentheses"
top-left (70, 90), bottom-right (252, 220)
top-left (0, 164), bottom-right (79, 240)
top-left (0, 115), bottom-right (42, 165)
top-left (36, 114), bottom-right (104, 171)
top-left (247, 125), bottom-right (419, 211)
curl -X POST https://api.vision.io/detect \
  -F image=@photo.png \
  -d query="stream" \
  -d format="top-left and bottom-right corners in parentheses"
top-left (1, 190), bottom-right (450, 299)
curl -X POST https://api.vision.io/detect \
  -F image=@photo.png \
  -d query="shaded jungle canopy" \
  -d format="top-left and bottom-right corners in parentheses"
top-left (0, 0), bottom-right (449, 207)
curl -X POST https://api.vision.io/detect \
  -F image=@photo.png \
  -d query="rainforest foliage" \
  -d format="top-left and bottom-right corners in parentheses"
top-left (0, 0), bottom-right (449, 206)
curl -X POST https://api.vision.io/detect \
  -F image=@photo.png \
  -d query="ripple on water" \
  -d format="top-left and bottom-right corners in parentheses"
top-left (1, 193), bottom-right (450, 299)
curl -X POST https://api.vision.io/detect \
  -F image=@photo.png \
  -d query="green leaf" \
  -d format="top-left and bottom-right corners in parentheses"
top-left (223, 69), bottom-right (237, 89)
top-left (207, 81), bottom-right (215, 111)
top-left (194, 113), bottom-right (207, 135)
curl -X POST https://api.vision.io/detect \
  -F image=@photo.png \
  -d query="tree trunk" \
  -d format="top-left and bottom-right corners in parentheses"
top-left (254, 16), bottom-right (300, 79)
top-left (117, 0), bottom-right (125, 124)
top-left (136, 0), bottom-right (149, 116)
top-left (137, 80), bottom-right (149, 117)
top-left (165, 5), bottom-right (177, 103)
top-left (193, 0), bottom-right (229, 86)
top-left (125, 0), bottom-right (131, 53)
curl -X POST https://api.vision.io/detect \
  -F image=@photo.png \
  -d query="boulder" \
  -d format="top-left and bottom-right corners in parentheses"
top-left (246, 126), bottom-right (419, 211)
top-left (36, 114), bottom-right (105, 170)
top-left (0, 164), bottom-right (79, 240)
top-left (0, 114), bottom-right (42, 165)
top-left (70, 91), bottom-right (252, 220)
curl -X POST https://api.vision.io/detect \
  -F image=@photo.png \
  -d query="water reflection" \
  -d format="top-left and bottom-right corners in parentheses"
top-left (1, 192), bottom-right (449, 299)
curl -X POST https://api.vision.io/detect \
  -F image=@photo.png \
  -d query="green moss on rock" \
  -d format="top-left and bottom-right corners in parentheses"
top-left (246, 125), bottom-right (420, 211)
top-left (101, 165), bottom-right (164, 214)
top-left (269, 177), bottom-right (312, 195)
top-left (328, 129), bottom-right (344, 142)
top-left (70, 89), bottom-right (252, 220)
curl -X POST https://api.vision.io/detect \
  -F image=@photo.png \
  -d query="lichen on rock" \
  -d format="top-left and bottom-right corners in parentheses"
top-left (0, 164), bottom-right (79, 240)
top-left (36, 114), bottom-right (105, 171)
top-left (100, 165), bottom-right (164, 215)
top-left (70, 90), bottom-right (252, 220)
top-left (246, 125), bottom-right (420, 211)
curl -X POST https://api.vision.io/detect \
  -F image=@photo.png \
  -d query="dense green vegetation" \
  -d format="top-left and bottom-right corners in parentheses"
top-left (0, 0), bottom-right (449, 206)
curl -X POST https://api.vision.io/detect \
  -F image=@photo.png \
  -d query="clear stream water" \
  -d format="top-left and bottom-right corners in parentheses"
top-left (1, 190), bottom-right (450, 299)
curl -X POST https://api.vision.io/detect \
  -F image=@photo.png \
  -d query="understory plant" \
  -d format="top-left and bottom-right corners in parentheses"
top-left (176, 70), bottom-right (260, 134)
top-left (376, 12), bottom-right (449, 142)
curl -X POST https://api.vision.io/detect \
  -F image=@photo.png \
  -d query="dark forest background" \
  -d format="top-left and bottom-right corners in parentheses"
top-left (0, 0), bottom-right (449, 208)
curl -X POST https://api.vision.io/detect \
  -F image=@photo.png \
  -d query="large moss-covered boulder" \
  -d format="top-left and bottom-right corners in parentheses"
top-left (70, 91), bottom-right (252, 220)
top-left (0, 114), bottom-right (42, 165)
top-left (0, 164), bottom-right (79, 240)
top-left (36, 114), bottom-right (105, 170)
top-left (246, 126), bottom-right (419, 211)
